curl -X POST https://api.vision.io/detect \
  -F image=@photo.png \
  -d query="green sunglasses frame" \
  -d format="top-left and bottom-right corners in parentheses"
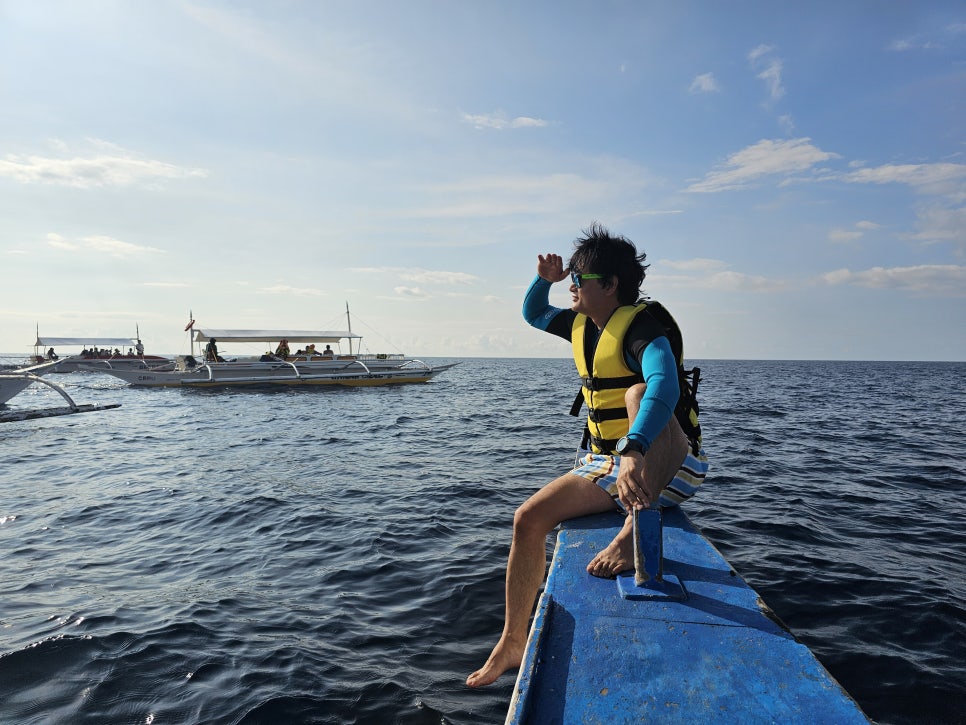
top-left (570, 271), bottom-right (605, 288)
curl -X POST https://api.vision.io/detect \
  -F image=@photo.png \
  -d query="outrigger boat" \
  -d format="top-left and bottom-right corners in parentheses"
top-left (0, 360), bottom-right (121, 423)
top-left (94, 319), bottom-right (455, 388)
top-left (0, 360), bottom-right (59, 405)
top-left (32, 326), bottom-right (170, 372)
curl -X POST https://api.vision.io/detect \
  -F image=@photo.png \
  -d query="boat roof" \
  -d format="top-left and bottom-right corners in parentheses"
top-left (35, 336), bottom-right (136, 347)
top-left (192, 329), bottom-right (361, 344)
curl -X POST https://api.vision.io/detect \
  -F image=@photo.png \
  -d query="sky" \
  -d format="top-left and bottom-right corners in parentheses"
top-left (1, 1), bottom-right (964, 361)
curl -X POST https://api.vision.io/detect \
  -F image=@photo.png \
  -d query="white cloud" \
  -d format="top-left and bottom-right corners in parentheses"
top-left (828, 220), bottom-right (882, 243)
top-left (84, 235), bottom-right (163, 256)
top-left (686, 138), bottom-right (839, 193)
top-left (393, 286), bottom-right (429, 298)
top-left (511, 116), bottom-right (549, 128)
top-left (657, 258), bottom-right (784, 292)
top-left (657, 258), bottom-right (729, 273)
top-left (0, 141), bottom-right (207, 189)
top-left (748, 44), bottom-right (774, 63)
top-left (399, 270), bottom-right (477, 285)
top-left (412, 172), bottom-right (614, 218)
top-left (703, 270), bottom-right (782, 292)
top-left (625, 209), bottom-right (683, 218)
top-left (906, 204), bottom-right (966, 248)
top-left (47, 233), bottom-right (163, 257)
top-left (748, 44), bottom-right (784, 102)
top-left (888, 37), bottom-right (940, 52)
top-left (822, 265), bottom-right (966, 296)
top-left (46, 233), bottom-right (78, 251)
top-left (756, 60), bottom-right (784, 101)
top-left (258, 285), bottom-right (324, 296)
top-left (353, 267), bottom-right (479, 285)
top-left (828, 229), bottom-right (864, 243)
top-left (841, 163), bottom-right (966, 199)
top-left (143, 282), bottom-right (190, 288)
top-left (689, 73), bottom-right (720, 94)
top-left (460, 111), bottom-right (550, 130)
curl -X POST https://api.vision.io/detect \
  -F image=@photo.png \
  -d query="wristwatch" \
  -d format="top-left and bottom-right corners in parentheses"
top-left (615, 436), bottom-right (645, 456)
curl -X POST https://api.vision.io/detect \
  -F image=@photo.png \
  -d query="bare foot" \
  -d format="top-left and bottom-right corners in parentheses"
top-left (466, 635), bottom-right (527, 688)
top-left (586, 517), bottom-right (634, 578)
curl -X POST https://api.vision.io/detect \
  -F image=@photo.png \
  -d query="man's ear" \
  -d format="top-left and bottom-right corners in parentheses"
top-left (601, 275), bottom-right (619, 297)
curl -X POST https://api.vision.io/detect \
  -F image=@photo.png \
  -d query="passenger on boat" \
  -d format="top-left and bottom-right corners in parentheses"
top-left (204, 338), bottom-right (224, 362)
top-left (135, 339), bottom-right (144, 356)
top-left (305, 344), bottom-right (317, 356)
top-left (46, 347), bottom-right (58, 361)
top-left (275, 339), bottom-right (290, 358)
top-left (466, 224), bottom-right (709, 689)
top-left (322, 345), bottom-right (334, 358)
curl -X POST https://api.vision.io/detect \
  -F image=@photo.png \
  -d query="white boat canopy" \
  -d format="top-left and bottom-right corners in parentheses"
top-left (192, 329), bottom-right (361, 344)
top-left (35, 336), bottom-right (136, 347)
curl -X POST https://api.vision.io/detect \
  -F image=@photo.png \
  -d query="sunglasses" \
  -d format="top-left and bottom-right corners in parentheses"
top-left (570, 271), bottom-right (605, 289)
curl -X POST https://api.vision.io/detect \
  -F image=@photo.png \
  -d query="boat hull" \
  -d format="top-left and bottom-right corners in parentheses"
top-left (507, 509), bottom-right (869, 724)
top-left (98, 361), bottom-right (456, 388)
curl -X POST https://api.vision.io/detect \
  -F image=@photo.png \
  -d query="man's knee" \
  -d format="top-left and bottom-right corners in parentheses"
top-left (625, 383), bottom-right (647, 416)
top-left (513, 501), bottom-right (550, 539)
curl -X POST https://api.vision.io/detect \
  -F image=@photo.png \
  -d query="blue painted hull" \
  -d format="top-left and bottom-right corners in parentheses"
top-left (506, 509), bottom-right (869, 724)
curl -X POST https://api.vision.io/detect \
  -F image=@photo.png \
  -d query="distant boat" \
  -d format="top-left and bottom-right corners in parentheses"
top-left (95, 318), bottom-right (456, 389)
top-left (32, 328), bottom-right (170, 372)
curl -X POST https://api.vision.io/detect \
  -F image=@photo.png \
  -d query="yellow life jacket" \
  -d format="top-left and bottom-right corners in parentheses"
top-left (572, 302), bottom-right (703, 454)
top-left (572, 305), bottom-right (645, 454)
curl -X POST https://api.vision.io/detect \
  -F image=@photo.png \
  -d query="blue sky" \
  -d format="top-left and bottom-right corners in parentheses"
top-left (1, 1), bottom-right (964, 360)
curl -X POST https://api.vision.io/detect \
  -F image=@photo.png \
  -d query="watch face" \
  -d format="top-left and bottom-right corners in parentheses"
top-left (617, 436), bottom-right (640, 454)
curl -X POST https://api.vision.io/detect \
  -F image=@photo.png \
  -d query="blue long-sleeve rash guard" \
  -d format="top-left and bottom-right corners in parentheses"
top-left (523, 276), bottom-right (678, 451)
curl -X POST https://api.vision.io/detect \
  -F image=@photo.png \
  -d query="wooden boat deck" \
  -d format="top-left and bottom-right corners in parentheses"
top-left (506, 508), bottom-right (870, 724)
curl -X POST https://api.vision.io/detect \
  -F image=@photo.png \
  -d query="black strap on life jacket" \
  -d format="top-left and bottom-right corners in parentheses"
top-left (569, 373), bottom-right (642, 416)
top-left (579, 374), bottom-right (642, 391)
top-left (586, 406), bottom-right (629, 423)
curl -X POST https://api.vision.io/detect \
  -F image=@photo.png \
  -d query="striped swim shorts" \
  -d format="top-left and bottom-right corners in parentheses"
top-left (571, 446), bottom-right (709, 508)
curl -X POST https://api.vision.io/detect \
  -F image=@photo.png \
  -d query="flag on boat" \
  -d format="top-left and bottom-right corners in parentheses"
top-left (184, 319), bottom-right (195, 331)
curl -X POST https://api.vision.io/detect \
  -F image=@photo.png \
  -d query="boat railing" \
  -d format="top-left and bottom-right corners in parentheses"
top-left (341, 359), bottom-right (373, 375)
top-left (398, 359), bottom-right (432, 371)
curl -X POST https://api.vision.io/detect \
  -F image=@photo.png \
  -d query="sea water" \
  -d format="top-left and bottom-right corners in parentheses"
top-left (0, 359), bottom-right (963, 724)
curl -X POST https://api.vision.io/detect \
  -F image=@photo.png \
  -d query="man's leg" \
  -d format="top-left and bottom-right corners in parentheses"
top-left (587, 384), bottom-right (689, 578)
top-left (466, 473), bottom-right (616, 688)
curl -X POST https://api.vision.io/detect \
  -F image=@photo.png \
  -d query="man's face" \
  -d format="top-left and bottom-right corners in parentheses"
top-left (569, 271), bottom-right (611, 315)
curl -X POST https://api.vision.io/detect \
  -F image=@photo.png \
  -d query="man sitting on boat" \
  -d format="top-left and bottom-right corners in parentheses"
top-left (204, 338), bottom-right (225, 363)
top-left (322, 345), bottom-right (334, 358)
top-left (466, 224), bottom-right (709, 688)
top-left (274, 339), bottom-right (291, 358)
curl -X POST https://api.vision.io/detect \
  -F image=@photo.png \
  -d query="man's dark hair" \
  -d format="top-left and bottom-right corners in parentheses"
top-left (568, 222), bottom-right (649, 305)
